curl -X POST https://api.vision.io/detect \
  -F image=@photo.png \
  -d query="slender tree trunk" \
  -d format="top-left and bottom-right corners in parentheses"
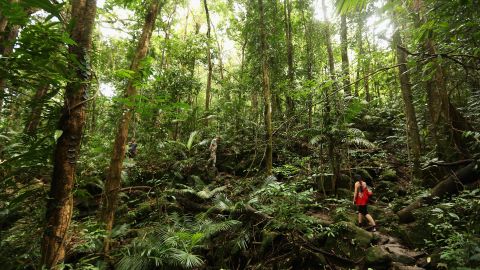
top-left (204, 0), bottom-right (213, 125)
top-left (283, 0), bottom-right (294, 114)
top-left (40, 0), bottom-right (96, 268)
top-left (24, 84), bottom-right (49, 136)
top-left (0, 24), bottom-right (20, 113)
top-left (259, 0), bottom-right (273, 175)
top-left (392, 29), bottom-right (422, 171)
top-left (322, 0), bottom-right (340, 193)
top-left (354, 13), bottom-right (365, 97)
top-left (101, 0), bottom-right (161, 255)
top-left (340, 15), bottom-right (351, 96)
top-left (301, 8), bottom-right (313, 128)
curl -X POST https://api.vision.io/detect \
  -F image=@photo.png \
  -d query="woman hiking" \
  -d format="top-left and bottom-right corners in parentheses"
top-left (353, 174), bottom-right (377, 231)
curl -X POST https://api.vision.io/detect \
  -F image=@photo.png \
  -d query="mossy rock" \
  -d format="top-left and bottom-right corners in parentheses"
top-left (365, 246), bottom-right (392, 269)
top-left (379, 168), bottom-right (397, 182)
top-left (394, 222), bottom-right (429, 248)
top-left (324, 221), bottom-right (374, 260)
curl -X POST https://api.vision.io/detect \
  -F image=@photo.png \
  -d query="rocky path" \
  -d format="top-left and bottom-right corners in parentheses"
top-left (308, 208), bottom-right (429, 270)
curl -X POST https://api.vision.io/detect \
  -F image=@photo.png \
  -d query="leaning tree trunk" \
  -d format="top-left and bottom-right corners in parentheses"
top-left (40, 0), bottom-right (97, 268)
top-left (258, 0), bottom-right (273, 175)
top-left (283, 0), bottom-right (295, 114)
top-left (340, 15), bottom-right (351, 96)
top-left (392, 29), bottom-right (422, 171)
top-left (204, 0), bottom-right (212, 125)
top-left (101, 0), bottom-right (161, 255)
top-left (397, 161), bottom-right (480, 223)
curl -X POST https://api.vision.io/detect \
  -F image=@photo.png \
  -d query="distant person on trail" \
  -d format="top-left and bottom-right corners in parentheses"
top-left (208, 136), bottom-right (220, 168)
top-left (353, 174), bottom-right (376, 231)
top-left (127, 139), bottom-right (137, 158)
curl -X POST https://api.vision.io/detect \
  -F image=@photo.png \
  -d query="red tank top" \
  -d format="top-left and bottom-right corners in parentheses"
top-left (355, 184), bottom-right (371, 205)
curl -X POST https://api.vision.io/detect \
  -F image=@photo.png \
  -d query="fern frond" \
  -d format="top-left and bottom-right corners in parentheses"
top-left (347, 137), bottom-right (376, 149)
top-left (116, 254), bottom-right (152, 270)
top-left (171, 249), bottom-right (204, 269)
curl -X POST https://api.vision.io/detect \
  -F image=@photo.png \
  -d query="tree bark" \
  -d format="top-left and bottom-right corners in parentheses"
top-left (0, 24), bottom-right (20, 113)
top-left (424, 38), bottom-right (471, 159)
top-left (259, 0), bottom-right (273, 175)
top-left (322, 0), bottom-right (340, 193)
top-left (354, 13), bottom-right (365, 97)
top-left (24, 84), bottom-right (49, 136)
top-left (204, 0), bottom-right (213, 125)
top-left (340, 15), bottom-right (351, 96)
top-left (301, 7), bottom-right (313, 128)
top-left (392, 30), bottom-right (421, 171)
top-left (283, 0), bottom-right (294, 114)
top-left (101, 0), bottom-right (161, 255)
top-left (40, 0), bottom-right (97, 268)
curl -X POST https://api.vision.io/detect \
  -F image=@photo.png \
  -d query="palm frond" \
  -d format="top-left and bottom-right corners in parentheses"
top-left (336, 0), bottom-right (369, 14)
top-left (347, 137), bottom-right (376, 149)
top-left (171, 250), bottom-right (204, 269)
top-left (186, 131), bottom-right (198, 151)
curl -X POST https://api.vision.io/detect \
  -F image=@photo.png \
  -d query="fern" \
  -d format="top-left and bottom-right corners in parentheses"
top-left (171, 250), bottom-right (203, 269)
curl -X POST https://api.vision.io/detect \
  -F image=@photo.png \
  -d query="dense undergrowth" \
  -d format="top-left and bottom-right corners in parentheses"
top-left (1, 101), bottom-right (480, 270)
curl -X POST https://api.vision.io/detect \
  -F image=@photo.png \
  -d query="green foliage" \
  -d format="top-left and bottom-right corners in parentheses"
top-left (417, 189), bottom-right (480, 268)
top-left (116, 214), bottom-right (241, 270)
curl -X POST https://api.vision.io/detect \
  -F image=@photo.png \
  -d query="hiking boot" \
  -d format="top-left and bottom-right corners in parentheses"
top-left (371, 226), bottom-right (377, 232)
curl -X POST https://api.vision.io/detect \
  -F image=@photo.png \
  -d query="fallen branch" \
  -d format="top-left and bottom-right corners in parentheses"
top-left (398, 161), bottom-right (480, 223)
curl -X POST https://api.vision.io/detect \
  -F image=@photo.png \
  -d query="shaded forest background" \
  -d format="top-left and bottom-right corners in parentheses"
top-left (0, 0), bottom-right (480, 269)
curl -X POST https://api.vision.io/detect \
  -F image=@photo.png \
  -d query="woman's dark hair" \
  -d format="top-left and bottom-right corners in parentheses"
top-left (355, 174), bottom-right (363, 193)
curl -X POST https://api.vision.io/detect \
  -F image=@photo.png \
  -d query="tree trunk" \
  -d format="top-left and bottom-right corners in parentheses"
top-left (283, 0), bottom-right (294, 114)
top-left (24, 84), bottom-right (49, 136)
top-left (392, 30), bottom-right (421, 171)
top-left (101, 0), bottom-right (161, 255)
top-left (322, 0), bottom-right (340, 193)
top-left (425, 38), bottom-right (471, 159)
top-left (0, 24), bottom-right (20, 113)
top-left (301, 8), bottom-right (313, 128)
top-left (259, 0), bottom-right (273, 175)
top-left (397, 161), bottom-right (480, 223)
top-left (340, 15), bottom-right (351, 96)
top-left (414, 0), bottom-right (471, 160)
top-left (40, 0), bottom-right (97, 268)
top-left (204, 0), bottom-right (213, 125)
top-left (354, 13), bottom-right (365, 97)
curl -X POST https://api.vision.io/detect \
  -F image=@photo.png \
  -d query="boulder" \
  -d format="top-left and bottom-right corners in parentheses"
top-left (365, 246), bottom-right (392, 269)
top-left (391, 262), bottom-right (425, 270)
top-left (385, 244), bottom-right (417, 265)
top-left (324, 221), bottom-right (374, 260)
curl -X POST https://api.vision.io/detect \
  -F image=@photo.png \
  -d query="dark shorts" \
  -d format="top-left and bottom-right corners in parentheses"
top-left (357, 205), bottom-right (368, 215)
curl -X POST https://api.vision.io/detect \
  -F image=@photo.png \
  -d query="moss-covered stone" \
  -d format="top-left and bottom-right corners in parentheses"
top-left (365, 246), bottom-right (392, 269)
top-left (393, 222), bottom-right (429, 248)
top-left (323, 221), bottom-right (374, 260)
